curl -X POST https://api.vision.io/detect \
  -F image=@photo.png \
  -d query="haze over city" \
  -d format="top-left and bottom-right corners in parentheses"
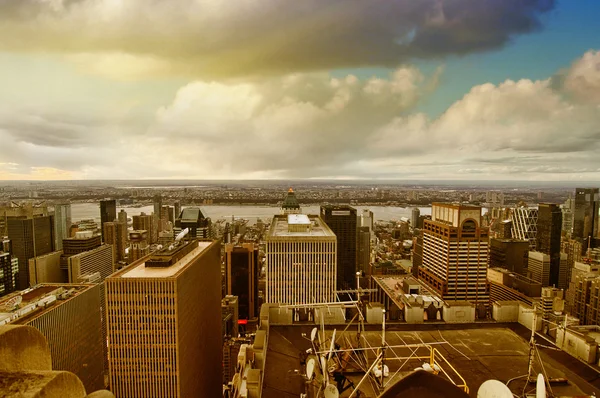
top-left (0, 0), bottom-right (599, 181)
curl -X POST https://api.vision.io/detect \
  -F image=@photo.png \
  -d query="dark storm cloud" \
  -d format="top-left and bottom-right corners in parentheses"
top-left (0, 0), bottom-right (556, 77)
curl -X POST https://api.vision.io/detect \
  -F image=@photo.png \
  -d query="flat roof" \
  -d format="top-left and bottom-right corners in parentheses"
top-left (268, 215), bottom-right (335, 238)
top-left (119, 241), bottom-right (212, 278)
top-left (287, 214), bottom-right (310, 225)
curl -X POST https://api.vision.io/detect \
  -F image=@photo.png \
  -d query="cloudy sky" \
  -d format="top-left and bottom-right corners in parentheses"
top-left (0, 0), bottom-right (599, 181)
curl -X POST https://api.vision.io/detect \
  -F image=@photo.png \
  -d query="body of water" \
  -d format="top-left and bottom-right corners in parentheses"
top-left (71, 203), bottom-right (431, 225)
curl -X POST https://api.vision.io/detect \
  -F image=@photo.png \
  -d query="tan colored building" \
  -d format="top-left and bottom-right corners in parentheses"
top-left (29, 250), bottom-right (64, 285)
top-left (106, 239), bottom-right (222, 398)
top-left (0, 283), bottom-right (104, 393)
top-left (418, 203), bottom-right (489, 307)
top-left (265, 214), bottom-right (336, 306)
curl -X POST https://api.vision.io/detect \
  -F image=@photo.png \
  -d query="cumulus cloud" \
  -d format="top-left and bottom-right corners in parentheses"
top-left (0, 0), bottom-right (555, 78)
top-left (2, 49), bottom-right (600, 181)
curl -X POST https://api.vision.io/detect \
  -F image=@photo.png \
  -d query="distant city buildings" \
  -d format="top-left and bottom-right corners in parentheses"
top-left (128, 230), bottom-right (150, 263)
top-left (106, 240), bottom-right (222, 397)
top-left (572, 188), bottom-right (599, 243)
top-left (418, 203), bottom-right (489, 308)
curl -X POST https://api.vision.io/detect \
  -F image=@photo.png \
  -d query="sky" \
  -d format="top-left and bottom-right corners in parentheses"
top-left (0, 0), bottom-right (599, 181)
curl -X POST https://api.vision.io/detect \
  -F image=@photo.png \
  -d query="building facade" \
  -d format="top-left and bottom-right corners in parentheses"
top-left (511, 207), bottom-right (538, 250)
top-left (537, 203), bottom-right (563, 287)
top-left (106, 240), bottom-right (222, 398)
top-left (100, 199), bottom-right (117, 242)
top-left (7, 215), bottom-right (55, 290)
top-left (418, 203), bottom-right (489, 306)
top-left (489, 238), bottom-right (529, 276)
top-left (133, 213), bottom-right (154, 244)
top-left (320, 205), bottom-right (357, 292)
top-left (572, 188), bottom-right (599, 241)
top-left (266, 214), bottom-right (336, 305)
top-left (1, 284), bottom-right (104, 393)
top-left (225, 243), bottom-right (259, 320)
top-left (53, 204), bottom-right (71, 251)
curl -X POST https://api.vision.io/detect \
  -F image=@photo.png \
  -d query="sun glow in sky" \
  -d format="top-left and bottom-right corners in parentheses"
top-left (0, 0), bottom-right (599, 181)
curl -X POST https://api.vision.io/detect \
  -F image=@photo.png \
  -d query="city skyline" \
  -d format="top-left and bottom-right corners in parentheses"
top-left (0, 0), bottom-right (599, 182)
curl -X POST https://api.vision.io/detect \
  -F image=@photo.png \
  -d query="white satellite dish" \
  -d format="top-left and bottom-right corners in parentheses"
top-left (536, 374), bottom-right (546, 398)
top-left (306, 358), bottom-right (315, 380)
top-left (477, 380), bottom-right (513, 398)
top-left (310, 327), bottom-right (318, 342)
top-left (324, 384), bottom-right (339, 398)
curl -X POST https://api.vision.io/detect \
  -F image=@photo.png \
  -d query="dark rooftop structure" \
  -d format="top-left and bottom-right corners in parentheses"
top-left (281, 188), bottom-right (300, 213)
top-left (175, 207), bottom-right (211, 239)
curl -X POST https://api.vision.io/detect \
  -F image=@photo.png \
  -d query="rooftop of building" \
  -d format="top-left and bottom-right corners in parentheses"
top-left (372, 275), bottom-right (444, 309)
top-left (0, 283), bottom-right (95, 325)
top-left (112, 240), bottom-right (213, 279)
top-left (267, 214), bottom-right (335, 238)
top-left (264, 324), bottom-right (599, 397)
top-left (431, 202), bottom-right (482, 210)
top-left (488, 267), bottom-right (542, 285)
top-left (179, 207), bottom-right (206, 222)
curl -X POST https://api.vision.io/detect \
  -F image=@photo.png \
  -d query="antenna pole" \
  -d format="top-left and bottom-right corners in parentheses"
top-left (381, 309), bottom-right (386, 388)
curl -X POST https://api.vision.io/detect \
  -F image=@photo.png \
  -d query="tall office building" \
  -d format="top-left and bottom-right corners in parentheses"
top-left (129, 230), bottom-right (150, 263)
top-left (418, 203), bottom-right (489, 306)
top-left (100, 199), bottom-right (117, 242)
top-left (61, 232), bottom-right (102, 270)
top-left (357, 226), bottom-right (371, 274)
top-left (489, 238), bottom-right (529, 276)
top-left (411, 207), bottom-right (420, 230)
top-left (0, 204), bottom-right (48, 237)
top-left (0, 252), bottom-right (11, 296)
top-left (225, 243), bottom-right (259, 320)
top-left (133, 212), bottom-right (154, 244)
top-left (572, 188), bottom-right (599, 242)
top-left (280, 188), bottom-right (301, 215)
top-left (361, 209), bottom-right (374, 231)
top-left (266, 214), bottom-right (336, 305)
top-left (106, 239), bottom-right (222, 397)
top-left (511, 206), bottom-right (538, 250)
top-left (103, 221), bottom-right (127, 264)
top-left (53, 203), bottom-right (71, 251)
top-left (175, 207), bottom-right (211, 239)
top-left (1, 283), bottom-right (104, 393)
top-left (29, 251), bottom-right (63, 285)
top-left (561, 197), bottom-right (574, 236)
top-left (536, 203), bottom-right (563, 287)
top-left (153, 194), bottom-right (162, 220)
top-left (320, 205), bottom-right (357, 292)
top-left (528, 251), bottom-right (568, 288)
top-left (7, 214), bottom-right (55, 290)
top-left (117, 209), bottom-right (127, 224)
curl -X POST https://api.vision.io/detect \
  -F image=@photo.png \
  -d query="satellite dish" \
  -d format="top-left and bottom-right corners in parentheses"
top-left (324, 384), bottom-right (339, 398)
top-left (477, 380), bottom-right (513, 398)
top-left (536, 374), bottom-right (546, 398)
top-left (306, 358), bottom-right (315, 379)
top-left (310, 327), bottom-right (318, 342)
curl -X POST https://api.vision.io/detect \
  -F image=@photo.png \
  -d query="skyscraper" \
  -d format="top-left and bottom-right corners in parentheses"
top-left (572, 188), bottom-right (599, 243)
top-left (511, 206), bottom-right (538, 250)
top-left (117, 209), bottom-right (127, 224)
top-left (225, 243), bottom-right (259, 320)
top-left (489, 238), bottom-right (529, 276)
top-left (133, 212), bottom-right (154, 244)
top-left (536, 203), bottom-right (563, 287)
top-left (100, 199), bottom-right (117, 242)
top-left (411, 207), bottom-right (420, 230)
top-left (175, 207), bottom-right (211, 239)
top-left (106, 240), bottom-right (222, 397)
top-left (7, 214), bottom-right (55, 290)
top-left (1, 283), bottom-right (104, 393)
top-left (320, 205), bottom-right (357, 292)
top-left (266, 214), bottom-right (336, 305)
top-left (418, 203), bottom-right (489, 306)
top-left (280, 188), bottom-right (301, 215)
top-left (357, 226), bottom-right (371, 274)
top-left (0, 252), bottom-right (11, 296)
top-left (53, 203), bottom-right (71, 251)
top-left (103, 221), bottom-right (127, 264)
top-left (128, 230), bottom-right (150, 263)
